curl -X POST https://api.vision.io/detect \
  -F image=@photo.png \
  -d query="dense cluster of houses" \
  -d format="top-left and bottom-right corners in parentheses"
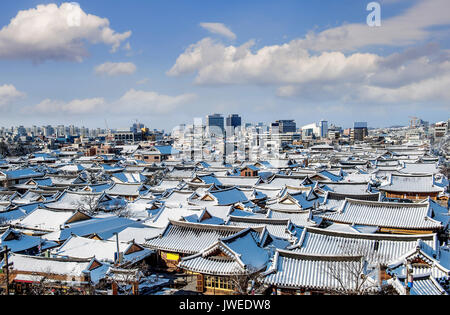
top-left (0, 143), bottom-right (448, 295)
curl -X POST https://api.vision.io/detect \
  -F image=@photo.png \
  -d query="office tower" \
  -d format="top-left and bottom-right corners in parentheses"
top-left (276, 120), bottom-right (296, 133)
top-left (226, 114), bottom-right (242, 129)
top-left (206, 114), bottom-right (225, 136)
top-left (320, 120), bottom-right (328, 138)
top-left (353, 122), bottom-right (368, 141)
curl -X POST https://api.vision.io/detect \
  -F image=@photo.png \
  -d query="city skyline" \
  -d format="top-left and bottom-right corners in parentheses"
top-left (0, 0), bottom-right (449, 129)
top-left (0, 114), bottom-right (442, 132)
top-left (0, 113), bottom-right (446, 131)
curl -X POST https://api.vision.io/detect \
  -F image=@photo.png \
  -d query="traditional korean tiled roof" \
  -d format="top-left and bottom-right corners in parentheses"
top-left (44, 190), bottom-right (105, 211)
top-left (263, 250), bottom-right (378, 293)
top-left (389, 274), bottom-right (448, 295)
top-left (52, 235), bottom-right (152, 266)
top-left (150, 179), bottom-right (186, 192)
top-left (379, 174), bottom-right (444, 193)
top-left (0, 168), bottom-right (45, 180)
top-left (106, 183), bottom-right (148, 197)
top-left (320, 191), bottom-right (381, 211)
top-left (266, 209), bottom-right (320, 228)
top-left (318, 170), bottom-right (343, 182)
top-left (289, 227), bottom-right (438, 265)
top-left (0, 228), bottom-right (57, 253)
top-left (225, 216), bottom-right (301, 241)
top-left (386, 242), bottom-right (450, 282)
top-left (144, 220), bottom-right (259, 255)
top-left (267, 191), bottom-right (317, 212)
top-left (12, 208), bottom-right (88, 232)
top-left (400, 163), bottom-right (440, 175)
top-left (323, 199), bottom-right (442, 231)
top-left (112, 172), bottom-right (147, 184)
top-left (206, 187), bottom-right (249, 206)
top-left (43, 216), bottom-right (142, 242)
top-left (264, 176), bottom-right (304, 189)
top-left (215, 176), bottom-right (262, 188)
top-left (1, 253), bottom-right (109, 285)
top-left (318, 182), bottom-right (372, 195)
top-left (178, 228), bottom-right (269, 276)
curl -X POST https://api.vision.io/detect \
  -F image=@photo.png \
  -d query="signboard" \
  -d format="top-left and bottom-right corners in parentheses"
top-left (166, 252), bottom-right (180, 261)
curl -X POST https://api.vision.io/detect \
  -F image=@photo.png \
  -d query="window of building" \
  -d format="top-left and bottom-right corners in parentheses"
top-left (205, 276), bottom-right (235, 291)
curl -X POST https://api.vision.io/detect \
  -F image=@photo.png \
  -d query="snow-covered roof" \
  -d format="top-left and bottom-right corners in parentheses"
top-left (379, 174), bottom-right (444, 193)
top-left (52, 235), bottom-right (152, 265)
top-left (289, 227), bottom-right (438, 265)
top-left (323, 199), bottom-right (442, 231)
top-left (3, 253), bottom-right (108, 284)
top-left (178, 228), bottom-right (269, 276)
top-left (145, 220), bottom-right (257, 255)
top-left (13, 208), bottom-right (86, 232)
top-left (112, 172), bottom-right (147, 184)
top-left (263, 250), bottom-right (377, 293)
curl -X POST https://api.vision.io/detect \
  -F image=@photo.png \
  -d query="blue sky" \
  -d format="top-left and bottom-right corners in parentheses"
top-left (0, 0), bottom-right (449, 130)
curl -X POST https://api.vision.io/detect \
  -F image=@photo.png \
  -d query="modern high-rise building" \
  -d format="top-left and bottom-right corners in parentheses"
top-left (320, 120), bottom-right (328, 138)
top-left (226, 114), bottom-right (242, 129)
top-left (275, 120), bottom-right (296, 133)
top-left (353, 122), bottom-right (368, 141)
top-left (206, 114), bottom-right (225, 136)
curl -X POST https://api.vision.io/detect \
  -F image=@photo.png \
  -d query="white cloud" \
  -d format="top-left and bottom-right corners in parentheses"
top-left (0, 2), bottom-right (131, 63)
top-left (0, 84), bottom-right (25, 107)
top-left (200, 23), bottom-right (236, 40)
top-left (168, 37), bottom-right (380, 86)
top-left (118, 89), bottom-right (197, 114)
top-left (28, 97), bottom-right (106, 115)
top-left (95, 62), bottom-right (137, 76)
top-left (168, 0), bottom-right (450, 108)
top-left (23, 89), bottom-right (196, 116)
top-left (296, 0), bottom-right (450, 52)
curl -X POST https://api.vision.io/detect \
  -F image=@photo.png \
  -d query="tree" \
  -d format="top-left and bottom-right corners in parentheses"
top-left (104, 268), bottom-right (141, 295)
top-left (145, 170), bottom-right (165, 187)
top-left (229, 266), bottom-right (265, 295)
top-left (111, 199), bottom-right (132, 218)
top-left (322, 243), bottom-right (388, 295)
top-left (0, 142), bottom-right (9, 157)
top-left (74, 194), bottom-right (100, 216)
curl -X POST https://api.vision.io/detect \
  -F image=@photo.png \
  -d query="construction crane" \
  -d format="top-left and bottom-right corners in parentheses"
top-left (104, 119), bottom-right (113, 142)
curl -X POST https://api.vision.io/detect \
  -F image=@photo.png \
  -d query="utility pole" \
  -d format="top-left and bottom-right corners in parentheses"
top-left (114, 233), bottom-right (120, 267)
top-left (405, 260), bottom-right (413, 295)
top-left (1, 246), bottom-right (13, 295)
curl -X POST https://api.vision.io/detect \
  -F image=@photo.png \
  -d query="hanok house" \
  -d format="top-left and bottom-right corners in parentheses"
top-left (262, 250), bottom-right (378, 295)
top-left (225, 216), bottom-right (303, 241)
top-left (0, 168), bottom-right (45, 188)
top-left (0, 253), bottom-right (108, 295)
top-left (178, 228), bottom-right (269, 295)
top-left (379, 173), bottom-right (445, 201)
top-left (144, 220), bottom-right (257, 270)
top-left (51, 235), bottom-right (153, 268)
top-left (385, 244), bottom-right (450, 295)
top-left (289, 227), bottom-right (439, 267)
top-left (105, 183), bottom-right (149, 201)
top-left (11, 208), bottom-right (92, 237)
top-left (322, 198), bottom-right (444, 235)
top-left (0, 228), bottom-right (58, 255)
top-left (320, 191), bottom-right (381, 212)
